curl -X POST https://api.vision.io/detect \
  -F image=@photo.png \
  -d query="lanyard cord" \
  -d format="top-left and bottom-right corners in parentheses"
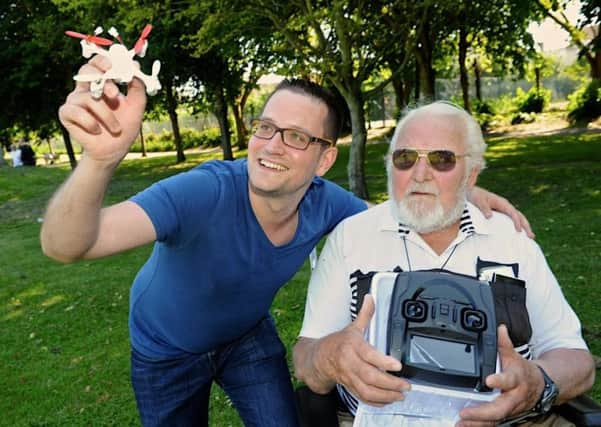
top-left (402, 235), bottom-right (459, 272)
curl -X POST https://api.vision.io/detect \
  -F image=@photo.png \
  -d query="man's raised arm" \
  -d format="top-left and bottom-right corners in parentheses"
top-left (41, 56), bottom-right (155, 262)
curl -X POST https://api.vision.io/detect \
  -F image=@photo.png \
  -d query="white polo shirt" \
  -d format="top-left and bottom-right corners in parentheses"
top-left (299, 200), bottom-right (588, 416)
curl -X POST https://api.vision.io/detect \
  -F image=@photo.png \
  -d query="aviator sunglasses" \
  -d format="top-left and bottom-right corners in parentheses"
top-left (391, 148), bottom-right (470, 172)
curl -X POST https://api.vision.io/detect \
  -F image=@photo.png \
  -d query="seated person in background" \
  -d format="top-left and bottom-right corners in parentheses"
top-left (19, 140), bottom-right (36, 166)
top-left (293, 101), bottom-right (595, 426)
top-left (10, 143), bottom-right (22, 167)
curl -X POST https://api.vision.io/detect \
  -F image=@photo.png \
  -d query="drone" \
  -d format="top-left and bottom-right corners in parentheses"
top-left (66, 24), bottom-right (161, 99)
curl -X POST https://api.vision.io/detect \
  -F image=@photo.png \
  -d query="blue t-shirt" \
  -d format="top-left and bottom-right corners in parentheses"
top-left (129, 159), bottom-right (366, 358)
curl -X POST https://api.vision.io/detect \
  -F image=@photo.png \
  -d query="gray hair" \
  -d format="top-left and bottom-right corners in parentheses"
top-left (386, 101), bottom-right (487, 175)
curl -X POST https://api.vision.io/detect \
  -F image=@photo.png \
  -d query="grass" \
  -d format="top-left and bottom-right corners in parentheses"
top-left (1, 130), bottom-right (600, 426)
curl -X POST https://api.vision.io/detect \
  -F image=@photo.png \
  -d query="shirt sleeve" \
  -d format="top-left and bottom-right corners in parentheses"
top-left (320, 179), bottom-right (367, 232)
top-left (299, 221), bottom-right (353, 338)
top-left (130, 166), bottom-right (220, 244)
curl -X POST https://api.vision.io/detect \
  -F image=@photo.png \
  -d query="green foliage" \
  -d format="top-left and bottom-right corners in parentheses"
top-left (567, 80), bottom-right (601, 124)
top-left (470, 99), bottom-right (494, 130)
top-left (514, 86), bottom-right (551, 114)
top-left (130, 128), bottom-right (222, 152)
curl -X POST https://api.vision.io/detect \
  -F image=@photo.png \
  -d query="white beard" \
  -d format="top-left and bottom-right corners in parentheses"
top-left (389, 177), bottom-right (468, 234)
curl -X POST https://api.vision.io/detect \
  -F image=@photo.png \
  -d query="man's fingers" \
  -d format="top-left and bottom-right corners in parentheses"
top-left (58, 103), bottom-right (101, 135)
top-left (459, 397), bottom-right (511, 424)
top-left (73, 57), bottom-right (113, 93)
top-left (359, 342), bottom-right (402, 372)
top-left (348, 369), bottom-right (407, 406)
top-left (60, 93), bottom-right (122, 135)
top-left (518, 212), bottom-right (535, 239)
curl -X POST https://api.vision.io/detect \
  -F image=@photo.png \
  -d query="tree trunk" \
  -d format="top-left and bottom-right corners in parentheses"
top-left (343, 85), bottom-right (369, 199)
top-left (60, 123), bottom-right (77, 170)
top-left (231, 101), bottom-right (247, 150)
top-left (458, 24), bottom-right (470, 112)
top-left (139, 125), bottom-right (147, 157)
top-left (214, 84), bottom-right (233, 161)
top-left (414, 61), bottom-right (421, 102)
top-left (472, 59), bottom-right (482, 102)
top-left (535, 67), bottom-right (541, 91)
top-left (587, 51), bottom-right (601, 80)
top-left (165, 81), bottom-right (185, 163)
top-left (415, 23), bottom-right (435, 100)
top-left (391, 74), bottom-right (410, 115)
top-left (379, 88), bottom-right (386, 127)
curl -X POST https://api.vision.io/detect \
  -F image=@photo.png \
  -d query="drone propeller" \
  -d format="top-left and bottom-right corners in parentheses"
top-left (65, 31), bottom-right (113, 46)
top-left (134, 24), bottom-right (153, 55)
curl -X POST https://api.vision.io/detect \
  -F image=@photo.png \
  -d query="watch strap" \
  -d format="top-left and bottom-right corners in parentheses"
top-left (532, 365), bottom-right (559, 415)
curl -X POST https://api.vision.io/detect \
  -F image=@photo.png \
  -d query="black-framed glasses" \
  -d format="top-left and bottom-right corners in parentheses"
top-left (250, 119), bottom-right (334, 150)
top-left (392, 148), bottom-right (470, 172)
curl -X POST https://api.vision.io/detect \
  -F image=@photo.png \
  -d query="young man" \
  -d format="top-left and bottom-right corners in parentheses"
top-left (41, 56), bottom-right (530, 426)
top-left (293, 102), bottom-right (594, 426)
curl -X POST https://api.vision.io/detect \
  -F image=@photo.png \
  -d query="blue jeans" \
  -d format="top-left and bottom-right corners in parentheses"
top-left (131, 316), bottom-right (299, 427)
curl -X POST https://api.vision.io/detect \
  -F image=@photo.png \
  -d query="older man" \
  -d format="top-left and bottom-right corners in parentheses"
top-left (293, 101), bottom-right (595, 426)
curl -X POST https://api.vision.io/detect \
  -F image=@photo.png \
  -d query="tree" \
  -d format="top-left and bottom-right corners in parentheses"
top-left (242, 0), bottom-right (424, 199)
top-left (0, 0), bottom-right (100, 169)
top-left (536, 0), bottom-right (601, 80)
top-left (116, 1), bottom-right (198, 163)
top-left (182, 1), bottom-right (276, 155)
top-left (448, 0), bottom-right (538, 111)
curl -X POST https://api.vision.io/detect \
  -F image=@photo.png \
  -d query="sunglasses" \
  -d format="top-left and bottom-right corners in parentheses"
top-left (391, 148), bottom-right (470, 172)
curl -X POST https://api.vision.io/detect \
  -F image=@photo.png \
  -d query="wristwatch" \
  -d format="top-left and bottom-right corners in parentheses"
top-left (498, 365), bottom-right (559, 426)
top-left (532, 366), bottom-right (559, 415)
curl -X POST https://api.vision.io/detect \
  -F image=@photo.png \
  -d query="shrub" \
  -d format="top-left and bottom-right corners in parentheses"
top-left (130, 127), bottom-right (222, 152)
top-left (514, 87), bottom-right (551, 114)
top-left (473, 99), bottom-right (494, 115)
top-left (567, 80), bottom-right (601, 124)
top-left (510, 112), bottom-right (536, 125)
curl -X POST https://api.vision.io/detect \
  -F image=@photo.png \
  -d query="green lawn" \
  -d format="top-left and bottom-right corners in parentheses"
top-left (1, 130), bottom-right (600, 426)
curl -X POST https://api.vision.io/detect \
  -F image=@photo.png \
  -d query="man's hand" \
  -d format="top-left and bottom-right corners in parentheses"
top-left (294, 296), bottom-right (410, 407)
top-left (469, 187), bottom-right (534, 238)
top-left (58, 55), bottom-right (147, 167)
top-left (456, 325), bottom-right (544, 427)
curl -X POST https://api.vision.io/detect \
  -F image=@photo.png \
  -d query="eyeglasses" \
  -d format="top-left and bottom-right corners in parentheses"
top-left (391, 148), bottom-right (470, 172)
top-left (250, 119), bottom-right (334, 150)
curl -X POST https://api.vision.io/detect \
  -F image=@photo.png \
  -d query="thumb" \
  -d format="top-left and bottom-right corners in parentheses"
top-left (128, 76), bottom-right (147, 105)
top-left (497, 324), bottom-right (516, 359)
top-left (127, 62), bottom-right (148, 106)
top-left (353, 294), bottom-right (375, 332)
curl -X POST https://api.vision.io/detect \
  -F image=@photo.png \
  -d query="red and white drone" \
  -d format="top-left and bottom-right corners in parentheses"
top-left (66, 24), bottom-right (161, 99)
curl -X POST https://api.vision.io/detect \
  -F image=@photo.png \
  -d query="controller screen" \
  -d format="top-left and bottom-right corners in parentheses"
top-left (409, 335), bottom-right (476, 374)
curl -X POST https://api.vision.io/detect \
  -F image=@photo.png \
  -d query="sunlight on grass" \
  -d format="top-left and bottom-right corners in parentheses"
top-left (2, 309), bottom-right (23, 321)
top-left (40, 294), bottom-right (66, 308)
top-left (530, 184), bottom-right (551, 194)
top-left (17, 284), bottom-right (47, 300)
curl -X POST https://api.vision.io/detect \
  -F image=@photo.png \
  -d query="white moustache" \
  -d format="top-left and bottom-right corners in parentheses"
top-left (405, 183), bottom-right (440, 197)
